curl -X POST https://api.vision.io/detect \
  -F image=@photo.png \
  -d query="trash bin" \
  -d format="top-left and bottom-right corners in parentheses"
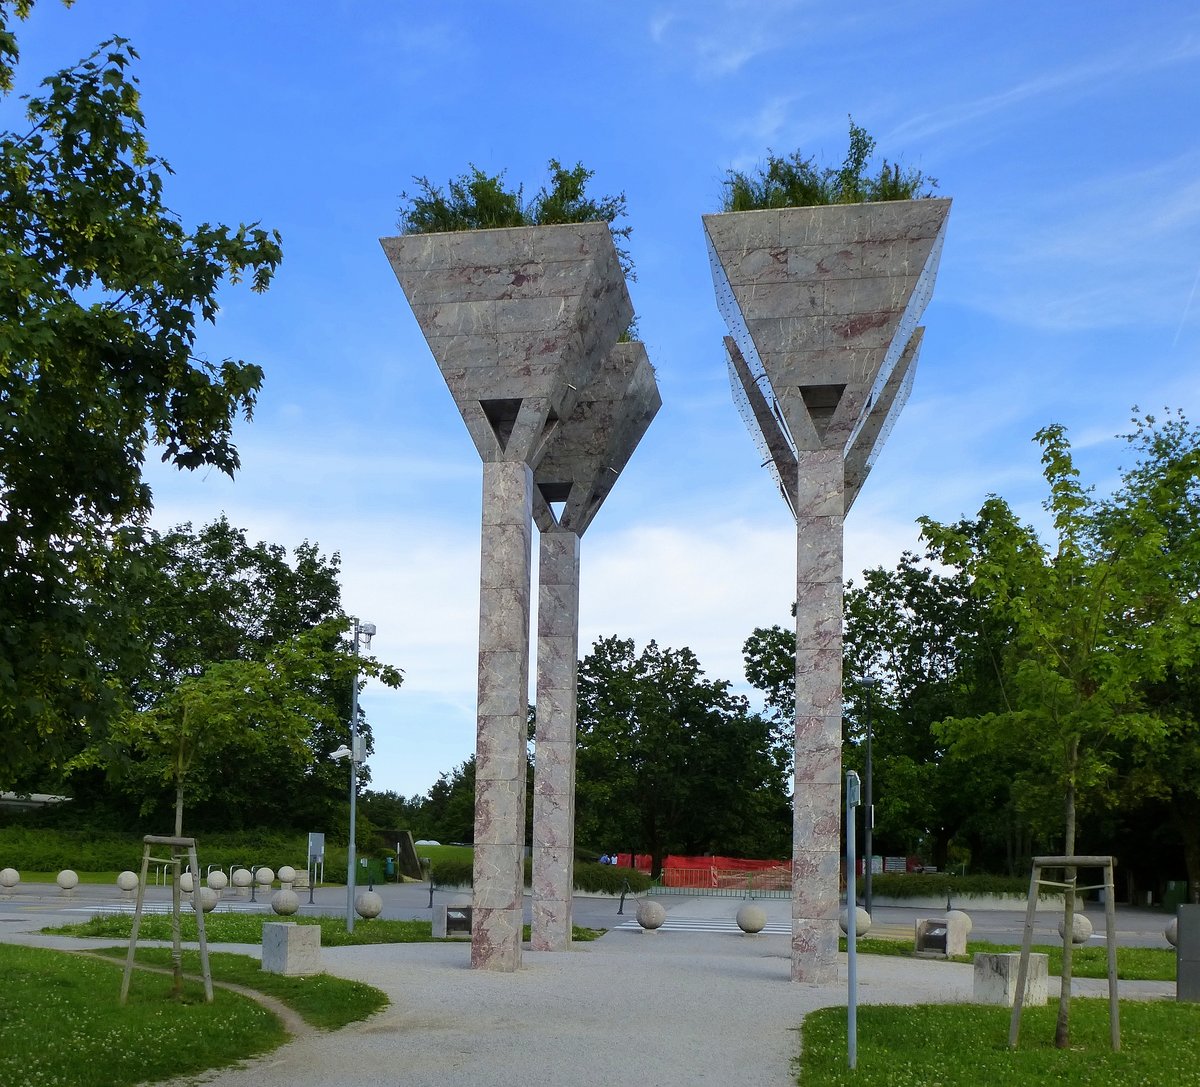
top-left (385, 855), bottom-right (395, 880)
top-left (1165, 881), bottom-right (1188, 912)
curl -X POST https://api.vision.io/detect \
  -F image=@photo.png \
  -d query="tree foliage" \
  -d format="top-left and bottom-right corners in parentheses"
top-left (67, 519), bottom-right (403, 833)
top-left (0, 5), bottom-right (282, 786)
top-left (575, 636), bottom-right (790, 875)
top-left (397, 158), bottom-right (634, 277)
top-left (721, 117), bottom-right (938, 211)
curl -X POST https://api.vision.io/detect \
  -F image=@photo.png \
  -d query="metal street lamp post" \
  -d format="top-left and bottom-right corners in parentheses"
top-left (862, 676), bottom-right (880, 916)
top-left (336, 618), bottom-right (375, 933)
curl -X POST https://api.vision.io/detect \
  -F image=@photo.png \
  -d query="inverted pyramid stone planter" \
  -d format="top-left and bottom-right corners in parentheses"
top-left (383, 223), bottom-right (633, 973)
top-left (705, 198), bottom-right (950, 984)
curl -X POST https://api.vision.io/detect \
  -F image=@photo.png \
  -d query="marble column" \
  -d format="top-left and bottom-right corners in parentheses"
top-left (471, 460), bottom-right (533, 971)
top-left (791, 448), bottom-right (844, 983)
top-left (530, 527), bottom-right (581, 951)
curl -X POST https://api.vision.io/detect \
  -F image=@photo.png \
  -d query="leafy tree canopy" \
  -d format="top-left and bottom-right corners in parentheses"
top-left (721, 117), bottom-right (938, 211)
top-left (576, 635), bottom-right (790, 875)
top-left (0, 3), bottom-right (282, 785)
top-left (66, 519), bottom-right (403, 833)
top-left (397, 158), bottom-right (634, 278)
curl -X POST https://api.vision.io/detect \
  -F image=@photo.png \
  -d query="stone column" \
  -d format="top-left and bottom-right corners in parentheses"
top-left (791, 449), bottom-right (844, 983)
top-left (471, 460), bottom-right (533, 972)
top-left (531, 527), bottom-right (581, 951)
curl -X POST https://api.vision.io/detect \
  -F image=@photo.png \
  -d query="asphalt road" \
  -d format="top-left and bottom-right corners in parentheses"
top-left (0, 878), bottom-right (1178, 949)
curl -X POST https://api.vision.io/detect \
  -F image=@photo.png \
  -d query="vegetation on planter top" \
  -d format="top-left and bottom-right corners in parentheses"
top-left (720, 117), bottom-right (938, 211)
top-left (397, 158), bottom-right (635, 278)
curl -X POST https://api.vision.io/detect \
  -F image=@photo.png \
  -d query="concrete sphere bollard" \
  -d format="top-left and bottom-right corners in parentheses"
top-left (255, 867), bottom-right (275, 888)
top-left (116, 870), bottom-right (139, 892)
top-left (179, 871), bottom-right (194, 892)
top-left (636, 899), bottom-right (666, 932)
top-left (187, 886), bottom-right (219, 913)
top-left (206, 870), bottom-right (229, 891)
top-left (355, 890), bottom-right (383, 919)
top-left (735, 903), bottom-right (767, 934)
top-left (277, 865), bottom-right (296, 887)
top-left (57, 869), bottom-right (79, 891)
top-left (839, 906), bottom-right (872, 936)
top-left (1058, 913), bottom-right (1093, 944)
top-left (231, 868), bottom-right (252, 890)
top-left (271, 889), bottom-right (300, 916)
top-left (0, 867), bottom-right (18, 890)
top-left (946, 909), bottom-right (973, 935)
top-left (1166, 918), bottom-right (1179, 947)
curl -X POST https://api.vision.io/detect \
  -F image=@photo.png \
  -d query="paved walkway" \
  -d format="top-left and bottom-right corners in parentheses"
top-left (0, 891), bottom-right (1175, 1087)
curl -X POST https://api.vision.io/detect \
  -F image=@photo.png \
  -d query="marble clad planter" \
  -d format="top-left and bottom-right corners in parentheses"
top-left (530, 342), bottom-right (660, 952)
top-left (704, 199), bottom-right (951, 984)
top-left (382, 223), bottom-right (633, 973)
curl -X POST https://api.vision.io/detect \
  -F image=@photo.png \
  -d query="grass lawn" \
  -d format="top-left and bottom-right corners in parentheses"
top-left (0, 943), bottom-right (288, 1087)
top-left (92, 946), bottom-right (388, 1029)
top-left (46, 912), bottom-right (605, 945)
top-left (796, 999), bottom-right (1200, 1086)
top-left (839, 937), bottom-right (1175, 982)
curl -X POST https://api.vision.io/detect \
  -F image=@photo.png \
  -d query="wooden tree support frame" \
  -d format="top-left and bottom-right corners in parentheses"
top-left (120, 834), bottom-right (213, 1004)
top-left (1009, 854), bottom-right (1119, 1051)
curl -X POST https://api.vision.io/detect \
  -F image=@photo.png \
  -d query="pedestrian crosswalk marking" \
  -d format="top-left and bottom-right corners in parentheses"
top-left (66, 901), bottom-right (272, 916)
top-left (616, 916), bottom-right (790, 934)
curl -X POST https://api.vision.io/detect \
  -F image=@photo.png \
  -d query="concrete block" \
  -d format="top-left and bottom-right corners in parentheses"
top-left (973, 952), bottom-right (1048, 1006)
top-left (915, 914), bottom-right (968, 957)
top-left (432, 902), bottom-right (474, 940)
top-left (261, 922), bottom-right (321, 976)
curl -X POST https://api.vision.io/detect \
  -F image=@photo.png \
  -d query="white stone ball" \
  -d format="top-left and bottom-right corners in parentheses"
top-left (188, 886), bottom-right (219, 913)
top-left (636, 899), bottom-right (666, 931)
top-left (271, 889), bottom-right (300, 916)
top-left (1166, 918), bottom-right (1179, 947)
top-left (736, 903), bottom-right (767, 934)
top-left (231, 868), bottom-right (252, 888)
top-left (0, 868), bottom-right (18, 889)
top-left (946, 909), bottom-right (973, 935)
top-left (56, 869), bottom-right (79, 890)
top-left (206, 870), bottom-right (229, 891)
top-left (355, 890), bottom-right (383, 919)
top-left (277, 865), bottom-right (296, 884)
top-left (116, 870), bottom-right (139, 891)
top-left (1058, 913), bottom-right (1093, 944)
top-left (255, 867), bottom-right (275, 887)
top-left (179, 872), bottom-right (194, 892)
top-left (839, 906), bottom-right (872, 935)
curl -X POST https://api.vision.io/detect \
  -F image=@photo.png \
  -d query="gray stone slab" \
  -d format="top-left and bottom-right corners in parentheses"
top-left (261, 922), bottom-right (321, 976)
top-left (1178, 904), bottom-right (1200, 1001)
top-left (974, 952), bottom-right (1048, 1006)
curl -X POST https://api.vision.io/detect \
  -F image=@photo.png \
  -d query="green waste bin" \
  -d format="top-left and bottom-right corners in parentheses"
top-left (1165, 880), bottom-right (1189, 912)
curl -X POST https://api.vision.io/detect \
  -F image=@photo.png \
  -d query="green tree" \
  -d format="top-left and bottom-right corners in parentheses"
top-left (920, 420), bottom-right (1189, 1048)
top-left (575, 636), bottom-right (790, 875)
top-left (65, 519), bottom-right (403, 831)
top-left (742, 554), bottom-right (1017, 870)
top-left (419, 757), bottom-right (478, 844)
top-left (1106, 412), bottom-right (1200, 902)
top-left (0, 5), bottom-right (282, 787)
top-left (720, 117), bottom-right (938, 211)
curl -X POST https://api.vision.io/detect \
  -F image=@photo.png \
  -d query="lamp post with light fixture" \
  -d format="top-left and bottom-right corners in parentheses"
top-left (332, 618), bottom-right (375, 933)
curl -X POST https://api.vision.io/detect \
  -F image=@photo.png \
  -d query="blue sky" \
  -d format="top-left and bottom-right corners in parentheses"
top-left (12, 1), bottom-right (1200, 798)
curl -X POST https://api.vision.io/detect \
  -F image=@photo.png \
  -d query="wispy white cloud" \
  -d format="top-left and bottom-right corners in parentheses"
top-left (647, 0), bottom-right (813, 78)
top-left (893, 33), bottom-right (1200, 146)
